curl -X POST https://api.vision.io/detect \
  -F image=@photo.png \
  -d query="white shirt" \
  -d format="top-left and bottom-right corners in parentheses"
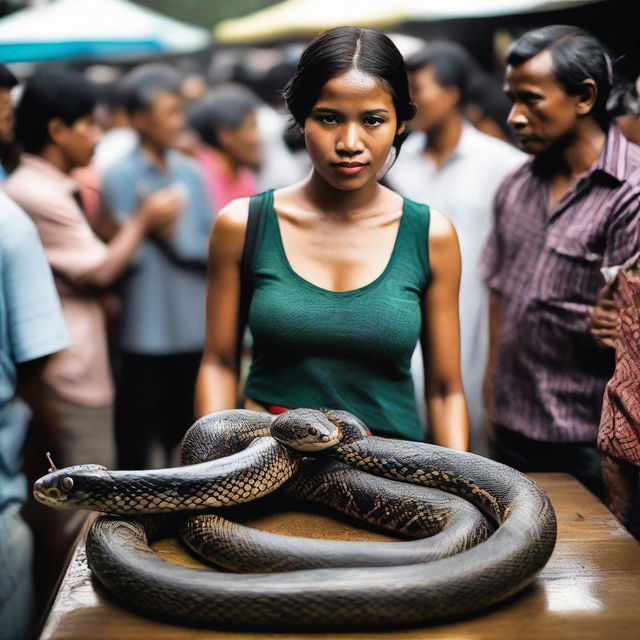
top-left (386, 124), bottom-right (525, 452)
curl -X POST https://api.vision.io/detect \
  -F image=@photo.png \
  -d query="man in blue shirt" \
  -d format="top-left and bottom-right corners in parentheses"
top-left (0, 193), bottom-right (68, 639)
top-left (102, 65), bottom-right (214, 469)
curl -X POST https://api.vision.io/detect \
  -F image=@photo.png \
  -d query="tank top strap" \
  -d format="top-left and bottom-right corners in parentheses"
top-left (395, 197), bottom-right (431, 286)
top-left (249, 189), bottom-right (275, 269)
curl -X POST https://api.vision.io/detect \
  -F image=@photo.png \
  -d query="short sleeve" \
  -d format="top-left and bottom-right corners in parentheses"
top-left (603, 192), bottom-right (640, 269)
top-left (102, 163), bottom-right (139, 222)
top-left (4, 178), bottom-right (109, 285)
top-left (1, 201), bottom-right (69, 363)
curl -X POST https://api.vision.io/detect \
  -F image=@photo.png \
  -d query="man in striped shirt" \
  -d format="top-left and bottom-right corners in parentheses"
top-left (480, 26), bottom-right (640, 498)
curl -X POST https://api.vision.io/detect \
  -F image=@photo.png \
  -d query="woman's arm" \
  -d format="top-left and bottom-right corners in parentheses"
top-left (421, 209), bottom-right (469, 451)
top-left (194, 198), bottom-right (249, 417)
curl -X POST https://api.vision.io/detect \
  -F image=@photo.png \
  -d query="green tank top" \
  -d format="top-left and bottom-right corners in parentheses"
top-left (244, 190), bottom-right (431, 440)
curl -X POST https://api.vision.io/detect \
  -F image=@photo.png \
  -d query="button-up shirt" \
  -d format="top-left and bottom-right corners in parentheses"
top-left (102, 147), bottom-right (214, 354)
top-left (480, 126), bottom-right (640, 442)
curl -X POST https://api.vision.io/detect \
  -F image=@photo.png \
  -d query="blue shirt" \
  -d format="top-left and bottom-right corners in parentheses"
top-left (0, 193), bottom-right (68, 508)
top-left (102, 148), bottom-right (214, 354)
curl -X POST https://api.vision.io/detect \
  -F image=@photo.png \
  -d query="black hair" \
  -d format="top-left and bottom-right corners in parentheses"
top-left (188, 84), bottom-right (258, 149)
top-left (283, 26), bottom-right (416, 153)
top-left (0, 64), bottom-right (17, 90)
top-left (506, 25), bottom-right (613, 129)
top-left (15, 70), bottom-right (96, 154)
top-left (405, 41), bottom-right (478, 106)
top-left (120, 64), bottom-right (183, 115)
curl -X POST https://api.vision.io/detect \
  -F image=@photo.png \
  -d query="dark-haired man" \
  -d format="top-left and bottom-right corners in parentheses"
top-left (387, 42), bottom-right (523, 454)
top-left (480, 26), bottom-right (640, 497)
top-left (102, 64), bottom-right (214, 469)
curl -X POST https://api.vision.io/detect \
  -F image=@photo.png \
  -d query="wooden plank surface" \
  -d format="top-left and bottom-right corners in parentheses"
top-left (39, 473), bottom-right (640, 640)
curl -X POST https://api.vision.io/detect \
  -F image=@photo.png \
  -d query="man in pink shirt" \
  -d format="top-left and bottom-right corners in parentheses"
top-left (4, 70), bottom-right (178, 469)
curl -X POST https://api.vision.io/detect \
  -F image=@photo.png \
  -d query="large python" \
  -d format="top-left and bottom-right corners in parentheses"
top-left (33, 408), bottom-right (557, 630)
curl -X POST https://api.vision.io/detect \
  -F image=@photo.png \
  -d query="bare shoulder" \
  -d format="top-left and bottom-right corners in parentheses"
top-left (428, 208), bottom-right (459, 250)
top-left (216, 197), bottom-right (250, 232)
top-left (210, 197), bottom-right (251, 261)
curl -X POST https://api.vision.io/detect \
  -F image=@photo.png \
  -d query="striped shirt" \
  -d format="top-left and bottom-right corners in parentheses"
top-left (480, 126), bottom-right (640, 442)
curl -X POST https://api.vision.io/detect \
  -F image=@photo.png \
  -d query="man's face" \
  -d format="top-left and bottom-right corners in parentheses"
top-left (504, 50), bottom-right (584, 155)
top-left (133, 90), bottom-right (186, 150)
top-left (408, 66), bottom-right (460, 133)
top-left (56, 111), bottom-right (101, 168)
top-left (0, 88), bottom-right (13, 143)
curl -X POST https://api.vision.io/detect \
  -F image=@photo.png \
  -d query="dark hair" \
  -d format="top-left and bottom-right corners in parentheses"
top-left (406, 41), bottom-right (478, 106)
top-left (188, 84), bottom-right (258, 149)
top-left (507, 25), bottom-right (612, 128)
top-left (283, 26), bottom-right (416, 150)
top-left (120, 64), bottom-right (182, 115)
top-left (15, 70), bottom-right (96, 154)
top-left (0, 64), bottom-right (17, 90)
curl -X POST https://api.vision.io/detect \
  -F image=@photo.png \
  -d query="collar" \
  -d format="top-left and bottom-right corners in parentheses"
top-left (132, 144), bottom-right (179, 174)
top-left (452, 122), bottom-right (482, 160)
top-left (19, 153), bottom-right (78, 193)
top-left (402, 121), bottom-right (478, 165)
top-left (592, 125), bottom-right (632, 184)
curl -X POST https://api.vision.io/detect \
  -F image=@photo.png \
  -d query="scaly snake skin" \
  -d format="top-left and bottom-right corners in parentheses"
top-left (33, 408), bottom-right (557, 630)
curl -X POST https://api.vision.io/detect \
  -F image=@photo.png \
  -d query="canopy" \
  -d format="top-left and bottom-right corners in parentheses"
top-left (0, 0), bottom-right (211, 63)
top-left (213, 0), bottom-right (603, 44)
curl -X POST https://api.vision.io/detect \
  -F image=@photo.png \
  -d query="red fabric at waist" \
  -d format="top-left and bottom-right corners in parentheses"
top-left (266, 404), bottom-right (290, 415)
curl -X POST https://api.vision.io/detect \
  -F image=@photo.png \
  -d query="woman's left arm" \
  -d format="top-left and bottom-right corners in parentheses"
top-left (421, 209), bottom-right (469, 451)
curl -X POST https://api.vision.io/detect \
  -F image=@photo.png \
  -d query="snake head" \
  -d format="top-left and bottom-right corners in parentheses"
top-left (33, 464), bottom-right (110, 510)
top-left (271, 408), bottom-right (342, 452)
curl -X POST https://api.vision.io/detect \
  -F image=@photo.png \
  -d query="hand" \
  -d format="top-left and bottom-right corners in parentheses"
top-left (137, 188), bottom-right (183, 235)
top-left (589, 282), bottom-right (620, 349)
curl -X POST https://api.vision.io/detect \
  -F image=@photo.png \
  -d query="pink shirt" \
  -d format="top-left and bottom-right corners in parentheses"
top-left (196, 146), bottom-right (257, 211)
top-left (4, 154), bottom-right (113, 406)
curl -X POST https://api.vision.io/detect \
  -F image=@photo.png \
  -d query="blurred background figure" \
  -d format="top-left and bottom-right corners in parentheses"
top-left (93, 80), bottom-right (137, 173)
top-left (4, 69), bottom-right (173, 471)
top-left (0, 61), bottom-right (68, 640)
top-left (595, 253), bottom-right (640, 540)
top-left (0, 64), bottom-right (16, 180)
top-left (0, 193), bottom-right (68, 640)
top-left (386, 41), bottom-right (524, 455)
top-left (101, 64), bottom-right (214, 470)
top-left (188, 83), bottom-right (260, 211)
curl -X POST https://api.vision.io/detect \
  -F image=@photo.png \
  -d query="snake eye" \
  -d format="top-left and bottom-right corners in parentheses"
top-left (60, 476), bottom-right (74, 492)
top-left (307, 427), bottom-right (318, 436)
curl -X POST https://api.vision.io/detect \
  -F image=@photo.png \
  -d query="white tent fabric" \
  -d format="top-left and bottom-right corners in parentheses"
top-left (214, 0), bottom-right (603, 44)
top-left (0, 0), bottom-right (211, 62)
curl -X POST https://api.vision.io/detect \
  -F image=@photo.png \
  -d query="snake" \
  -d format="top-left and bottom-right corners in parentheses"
top-left (33, 408), bottom-right (557, 630)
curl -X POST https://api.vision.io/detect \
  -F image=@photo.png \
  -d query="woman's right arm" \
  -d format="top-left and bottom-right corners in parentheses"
top-left (194, 198), bottom-right (249, 417)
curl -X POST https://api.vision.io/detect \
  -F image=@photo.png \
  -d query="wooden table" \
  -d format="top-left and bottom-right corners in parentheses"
top-left (39, 473), bottom-right (640, 640)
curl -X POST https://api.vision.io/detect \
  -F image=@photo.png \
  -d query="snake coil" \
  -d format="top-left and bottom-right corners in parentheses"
top-left (33, 408), bottom-right (557, 630)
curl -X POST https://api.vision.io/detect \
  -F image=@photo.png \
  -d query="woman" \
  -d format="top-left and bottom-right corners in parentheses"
top-left (195, 27), bottom-right (468, 450)
top-left (188, 84), bottom-right (260, 212)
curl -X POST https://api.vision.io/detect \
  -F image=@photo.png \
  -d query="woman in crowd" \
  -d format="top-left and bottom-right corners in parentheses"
top-left (188, 84), bottom-right (261, 212)
top-left (195, 27), bottom-right (468, 449)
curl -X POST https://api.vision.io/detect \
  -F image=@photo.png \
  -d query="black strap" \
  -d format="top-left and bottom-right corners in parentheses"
top-left (235, 193), bottom-right (263, 376)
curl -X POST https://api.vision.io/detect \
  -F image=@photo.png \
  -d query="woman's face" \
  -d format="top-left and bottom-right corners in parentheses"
top-left (304, 69), bottom-right (402, 191)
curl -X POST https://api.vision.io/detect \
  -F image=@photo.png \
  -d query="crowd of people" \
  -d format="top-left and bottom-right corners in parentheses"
top-left (1, 21), bottom-right (640, 640)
